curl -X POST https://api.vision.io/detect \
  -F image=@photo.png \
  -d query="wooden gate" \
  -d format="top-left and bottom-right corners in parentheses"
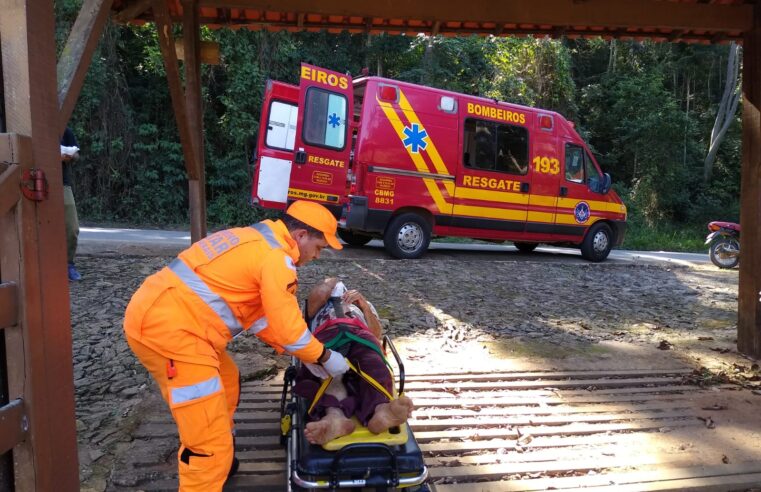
top-left (0, 0), bottom-right (80, 488)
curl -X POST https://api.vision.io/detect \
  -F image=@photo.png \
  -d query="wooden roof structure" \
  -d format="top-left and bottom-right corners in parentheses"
top-left (111, 0), bottom-right (753, 43)
top-left (2, 0), bottom-right (761, 489)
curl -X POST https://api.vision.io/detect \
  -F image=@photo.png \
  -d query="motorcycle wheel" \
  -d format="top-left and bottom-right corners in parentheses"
top-left (709, 238), bottom-right (740, 269)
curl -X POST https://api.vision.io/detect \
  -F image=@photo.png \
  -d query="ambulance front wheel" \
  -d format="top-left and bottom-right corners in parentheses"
top-left (337, 229), bottom-right (373, 247)
top-left (384, 213), bottom-right (431, 259)
top-left (580, 222), bottom-right (613, 262)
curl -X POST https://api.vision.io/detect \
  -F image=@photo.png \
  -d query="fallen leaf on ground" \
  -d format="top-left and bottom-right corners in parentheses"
top-left (698, 416), bottom-right (716, 429)
top-left (701, 404), bottom-right (727, 411)
top-left (658, 340), bottom-right (673, 350)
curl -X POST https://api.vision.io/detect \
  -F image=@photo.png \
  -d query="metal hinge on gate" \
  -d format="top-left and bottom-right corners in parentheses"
top-left (20, 169), bottom-right (48, 201)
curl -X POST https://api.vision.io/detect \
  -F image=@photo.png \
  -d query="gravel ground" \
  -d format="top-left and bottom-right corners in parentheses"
top-left (68, 253), bottom-right (757, 490)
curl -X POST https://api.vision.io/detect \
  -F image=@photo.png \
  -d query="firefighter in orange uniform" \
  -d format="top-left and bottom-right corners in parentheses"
top-left (123, 200), bottom-right (349, 491)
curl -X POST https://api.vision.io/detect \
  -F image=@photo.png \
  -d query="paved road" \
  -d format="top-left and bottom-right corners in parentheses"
top-left (79, 226), bottom-right (711, 266)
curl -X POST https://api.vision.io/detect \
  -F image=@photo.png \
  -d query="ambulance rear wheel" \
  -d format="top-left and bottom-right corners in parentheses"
top-left (581, 222), bottom-right (613, 262)
top-left (337, 229), bottom-right (373, 247)
top-left (514, 242), bottom-right (538, 253)
top-left (384, 213), bottom-right (431, 259)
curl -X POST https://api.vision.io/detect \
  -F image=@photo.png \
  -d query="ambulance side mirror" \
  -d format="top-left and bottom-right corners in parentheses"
top-left (599, 173), bottom-right (612, 194)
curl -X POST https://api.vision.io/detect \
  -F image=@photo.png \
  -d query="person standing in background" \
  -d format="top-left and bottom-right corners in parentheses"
top-left (61, 127), bottom-right (81, 281)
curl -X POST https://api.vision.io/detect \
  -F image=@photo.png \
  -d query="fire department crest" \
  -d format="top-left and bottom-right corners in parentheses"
top-left (574, 201), bottom-right (591, 223)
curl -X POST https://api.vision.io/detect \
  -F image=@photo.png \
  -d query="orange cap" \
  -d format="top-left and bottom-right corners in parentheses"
top-left (286, 201), bottom-right (343, 250)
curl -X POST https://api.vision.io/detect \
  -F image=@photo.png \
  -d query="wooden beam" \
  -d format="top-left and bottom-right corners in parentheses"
top-left (182, 0), bottom-right (207, 241)
top-left (739, 3), bottom-right (761, 359)
top-left (56, 0), bottom-right (114, 135)
top-left (152, 0), bottom-right (199, 180)
top-left (0, 0), bottom-right (79, 487)
top-left (112, 0), bottom-right (151, 23)
top-left (175, 39), bottom-right (220, 65)
top-left (197, 0), bottom-right (753, 33)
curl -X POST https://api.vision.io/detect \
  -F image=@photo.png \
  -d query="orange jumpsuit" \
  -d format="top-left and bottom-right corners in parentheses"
top-left (124, 219), bottom-right (324, 491)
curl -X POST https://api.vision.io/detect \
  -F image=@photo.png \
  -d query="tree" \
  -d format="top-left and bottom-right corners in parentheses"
top-left (704, 42), bottom-right (741, 183)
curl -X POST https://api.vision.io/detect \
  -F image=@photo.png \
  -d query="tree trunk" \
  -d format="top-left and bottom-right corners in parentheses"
top-left (704, 42), bottom-right (741, 183)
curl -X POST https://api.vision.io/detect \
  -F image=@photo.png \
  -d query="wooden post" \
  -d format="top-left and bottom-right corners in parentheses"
top-left (183, 0), bottom-right (207, 242)
top-left (739, 2), bottom-right (761, 359)
top-left (0, 0), bottom-right (79, 488)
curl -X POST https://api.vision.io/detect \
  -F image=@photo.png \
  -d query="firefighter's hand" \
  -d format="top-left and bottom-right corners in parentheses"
top-left (322, 349), bottom-right (349, 377)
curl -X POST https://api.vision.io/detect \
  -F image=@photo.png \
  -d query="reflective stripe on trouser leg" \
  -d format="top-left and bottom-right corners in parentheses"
top-left (126, 336), bottom-right (233, 492)
top-left (219, 351), bottom-right (240, 433)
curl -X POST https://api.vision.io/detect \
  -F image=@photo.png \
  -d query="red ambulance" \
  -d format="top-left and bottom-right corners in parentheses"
top-left (252, 63), bottom-right (627, 261)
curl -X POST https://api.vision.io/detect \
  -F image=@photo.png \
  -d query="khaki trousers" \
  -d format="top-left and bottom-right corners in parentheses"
top-left (63, 185), bottom-right (79, 264)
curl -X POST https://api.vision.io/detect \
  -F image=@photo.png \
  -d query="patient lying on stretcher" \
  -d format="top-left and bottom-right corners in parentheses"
top-left (294, 278), bottom-right (414, 445)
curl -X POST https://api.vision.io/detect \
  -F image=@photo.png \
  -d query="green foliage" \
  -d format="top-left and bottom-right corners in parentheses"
top-left (55, 13), bottom-right (740, 242)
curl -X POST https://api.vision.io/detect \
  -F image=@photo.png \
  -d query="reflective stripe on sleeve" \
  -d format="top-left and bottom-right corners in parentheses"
top-left (169, 259), bottom-right (244, 338)
top-left (285, 256), bottom-right (296, 271)
top-left (248, 316), bottom-right (268, 334)
top-left (171, 376), bottom-right (222, 405)
top-left (252, 222), bottom-right (281, 249)
top-left (283, 328), bottom-right (315, 354)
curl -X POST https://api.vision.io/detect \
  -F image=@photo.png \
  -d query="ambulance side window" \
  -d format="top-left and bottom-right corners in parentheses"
top-left (265, 101), bottom-right (298, 151)
top-left (463, 118), bottom-right (528, 175)
top-left (303, 88), bottom-right (347, 150)
top-left (565, 144), bottom-right (585, 183)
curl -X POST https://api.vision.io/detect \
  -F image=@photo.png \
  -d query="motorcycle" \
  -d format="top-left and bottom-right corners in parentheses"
top-left (705, 221), bottom-right (740, 269)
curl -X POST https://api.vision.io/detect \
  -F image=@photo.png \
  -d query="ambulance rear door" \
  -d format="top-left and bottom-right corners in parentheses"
top-left (290, 63), bottom-right (354, 214)
top-left (252, 80), bottom-right (299, 209)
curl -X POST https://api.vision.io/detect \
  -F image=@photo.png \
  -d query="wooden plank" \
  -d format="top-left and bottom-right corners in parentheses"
top-left (152, 0), bottom-right (199, 180)
top-left (0, 0), bottom-right (80, 488)
top-left (233, 401), bottom-right (692, 422)
top-left (238, 461), bottom-right (285, 473)
top-left (138, 473), bottom-right (286, 491)
top-left (430, 462), bottom-right (761, 491)
top-left (197, 0), bottom-right (753, 32)
top-left (235, 435), bottom-right (281, 448)
top-left (400, 368), bottom-right (694, 382)
top-left (739, 3), bottom-right (761, 359)
top-left (586, 473), bottom-right (761, 491)
top-left (413, 419), bottom-right (699, 443)
top-left (0, 164), bottom-right (20, 217)
top-left (0, 282), bottom-right (18, 329)
top-left (420, 433), bottom-right (626, 455)
top-left (241, 369), bottom-right (694, 388)
top-left (243, 377), bottom-right (690, 394)
top-left (428, 455), bottom-right (662, 481)
top-left (402, 376), bottom-right (687, 391)
top-left (403, 402), bottom-right (693, 418)
top-left (56, 0), bottom-right (114, 134)
top-left (0, 399), bottom-right (26, 455)
top-left (408, 409), bottom-right (695, 431)
top-left (236, 449), bottom-right (286, 461)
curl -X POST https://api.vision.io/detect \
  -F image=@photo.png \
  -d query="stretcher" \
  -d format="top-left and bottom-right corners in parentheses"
top-left (279, 333), bottom-right (429, 491)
